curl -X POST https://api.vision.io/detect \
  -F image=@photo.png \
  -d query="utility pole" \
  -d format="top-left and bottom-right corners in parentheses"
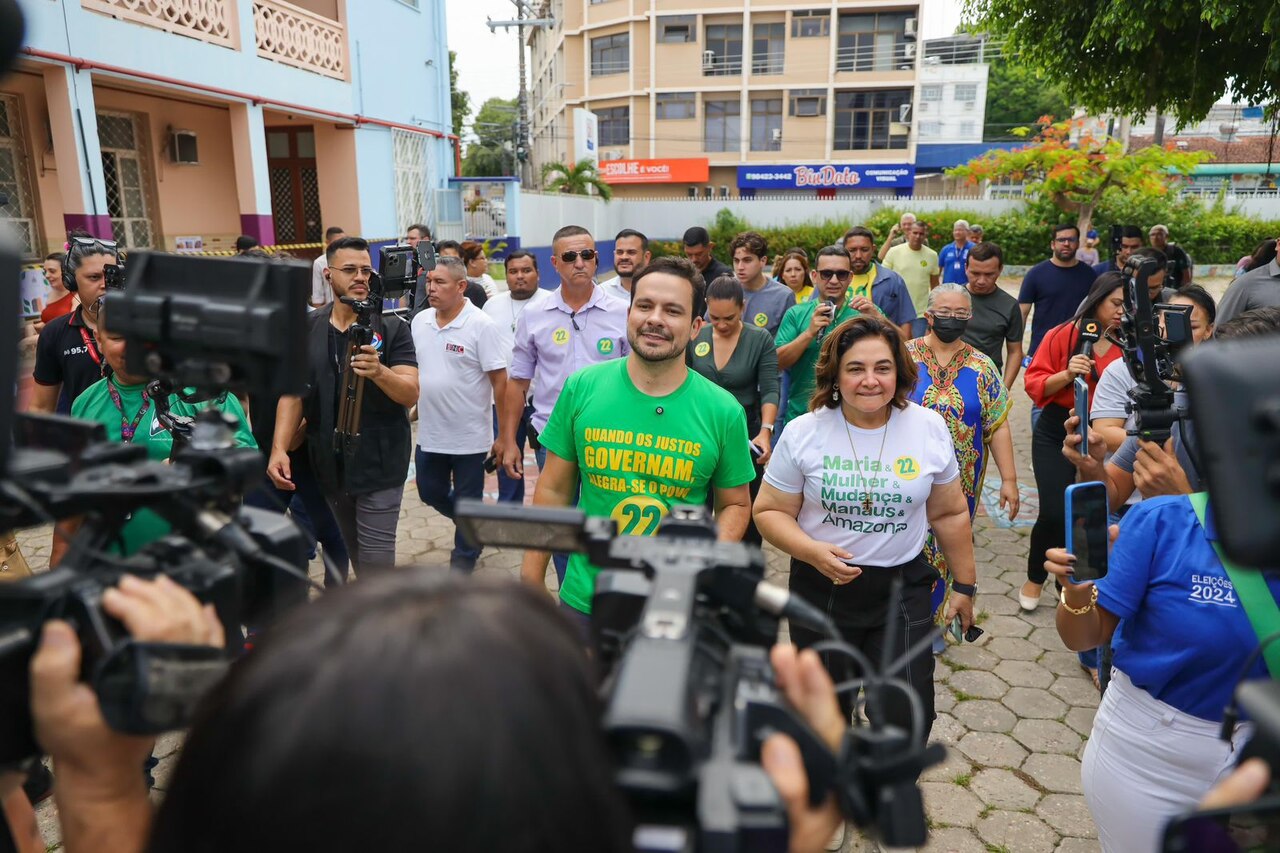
top-left (487, 1), bottom-right (555, 188)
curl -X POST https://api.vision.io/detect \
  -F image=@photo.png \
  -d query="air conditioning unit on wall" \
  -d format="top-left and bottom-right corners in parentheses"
top-left (169, 129), bottom-right (198, 164)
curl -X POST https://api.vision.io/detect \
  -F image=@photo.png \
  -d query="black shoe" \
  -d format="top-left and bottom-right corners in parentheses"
top-left (23, 761), bottom-right (53, 805)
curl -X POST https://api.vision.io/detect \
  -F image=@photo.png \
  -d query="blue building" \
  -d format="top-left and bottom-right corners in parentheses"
top-left (1, 0), bottom-right (456, 257)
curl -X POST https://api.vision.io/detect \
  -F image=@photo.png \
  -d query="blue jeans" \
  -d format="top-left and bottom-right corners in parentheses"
top-left (534, 444), bottom-right (570, 586)
top-left (415, 447), bottom-right (486, 571)
top-left (245, 449), bottom-right (350, 585)
top-left (494, 404), bottom-right (531, 504)
top-left (1031, 404), bottom-right (1043, 435)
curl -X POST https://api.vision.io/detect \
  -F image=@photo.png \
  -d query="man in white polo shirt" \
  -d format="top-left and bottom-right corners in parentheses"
top-left (411, 256), bottom-right (508, 571)
top-left (482, 250), bottom-right (550, 504)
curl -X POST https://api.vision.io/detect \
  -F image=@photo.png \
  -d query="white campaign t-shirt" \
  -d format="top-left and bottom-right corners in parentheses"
top-left (310, 254), bottom-right (333, 307)
top-left (411, 301), bottom-right (507, 454)
top-left (482, 288), bottom-right (552, 368)
top-left (764, 403), bottom-right (959, 566)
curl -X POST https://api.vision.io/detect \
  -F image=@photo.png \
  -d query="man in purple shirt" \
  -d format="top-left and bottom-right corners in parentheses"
top-left (498, 225), bottom-right (629, 578)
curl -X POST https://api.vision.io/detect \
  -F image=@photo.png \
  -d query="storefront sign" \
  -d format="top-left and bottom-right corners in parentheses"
top-left (737, 163), bottom-right (915, 190)
top-left (600, 158), bottom-right (710, 184)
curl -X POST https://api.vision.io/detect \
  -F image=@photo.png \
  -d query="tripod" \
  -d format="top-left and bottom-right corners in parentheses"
top-left (334, 295), bottom-right (379, 458)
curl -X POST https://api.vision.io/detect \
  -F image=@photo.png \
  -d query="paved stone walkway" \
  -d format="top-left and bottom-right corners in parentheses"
top-left (23, 278), bottom-right (1235, 850)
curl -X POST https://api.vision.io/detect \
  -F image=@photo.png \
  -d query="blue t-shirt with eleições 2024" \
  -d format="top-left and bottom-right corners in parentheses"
top-left (1099, 495), bottom-right (1280, 722)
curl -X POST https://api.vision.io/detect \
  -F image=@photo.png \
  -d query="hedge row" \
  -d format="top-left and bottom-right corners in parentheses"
top-left (650, 199), bottom-right (1280, 267)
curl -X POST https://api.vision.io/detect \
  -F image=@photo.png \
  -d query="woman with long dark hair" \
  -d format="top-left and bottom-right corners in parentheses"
top-left (1020, 273), bottom-right (1127, 617)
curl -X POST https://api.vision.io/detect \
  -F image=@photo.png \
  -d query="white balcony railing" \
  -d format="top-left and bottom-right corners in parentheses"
top-left (835, 41), bottom-right (917, 73)
top-left (254, 0), bottom-right (347, 80)
top-left (81, 0), bottom-right (239, 49)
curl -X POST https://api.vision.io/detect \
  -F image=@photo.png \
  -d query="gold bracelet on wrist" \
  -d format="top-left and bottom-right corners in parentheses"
top-left (1058, 584), bottom-right (1098, 615)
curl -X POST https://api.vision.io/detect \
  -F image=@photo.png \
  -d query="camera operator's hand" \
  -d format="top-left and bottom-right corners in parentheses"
top-left (266, 447), bottom-right (295, 491)
top-left (762, 645), bottom-right (845, 853)
top-left (350, 344), bottom-right (386, 380)
top-left (31, 577), bottom-right (225, 853)
top-left (803, 540), bottom-right (861, 585)
top-left (1199, 757), bottom-right (1270, 810)
top-left (1133, 439), bottom-right (1192, 497)
top-left (1065, 354), bottom-right (1093, 379)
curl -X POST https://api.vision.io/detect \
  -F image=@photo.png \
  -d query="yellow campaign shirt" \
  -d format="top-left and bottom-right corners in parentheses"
top-left (882, 244), bottom-right (940, 315)
top-left (847, 267), bottom-right (875, 302)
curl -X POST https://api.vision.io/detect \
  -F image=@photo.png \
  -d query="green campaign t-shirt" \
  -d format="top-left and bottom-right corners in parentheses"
top-left (71, 377), bottom-right (257, 555)
top-left (775, 300), bottom-right (863, 422)
top-left (538, 358), bottom-right (756, 613)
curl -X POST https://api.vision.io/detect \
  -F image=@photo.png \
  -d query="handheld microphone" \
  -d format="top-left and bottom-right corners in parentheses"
top-left (818, 297), bottom-right (840, 339)
top-left (1078, 319), bottom-right (1101, 359)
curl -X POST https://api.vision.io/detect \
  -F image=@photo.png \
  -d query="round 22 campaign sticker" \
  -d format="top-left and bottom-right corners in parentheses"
top-left (753, 312), bottom-right (769, 327)
top-left (552, 327), bottom-right (570, 345)
top-left (694, 341), bottom-right (711, 357)
top-left (597, 338), bottom-right (615, 355)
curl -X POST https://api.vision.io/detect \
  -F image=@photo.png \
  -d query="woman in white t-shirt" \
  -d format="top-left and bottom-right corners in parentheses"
top-left (755, 315), bottom-right (978, 737)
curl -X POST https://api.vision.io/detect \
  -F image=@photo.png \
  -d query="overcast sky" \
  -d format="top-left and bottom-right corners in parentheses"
top-left (446, 1), bottom-right (965, 140)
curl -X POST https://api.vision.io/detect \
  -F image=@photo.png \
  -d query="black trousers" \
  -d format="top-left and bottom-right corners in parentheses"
top-left (1027, 403), bottom-right (1073, 586)
top-left (788, 554), bottom-right (937, 743)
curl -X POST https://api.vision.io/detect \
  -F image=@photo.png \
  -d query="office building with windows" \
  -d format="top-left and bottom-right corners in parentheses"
top-left (528, 1), bottom-right (922, 199)
top-left (1, 0), bottom-right (456, 260)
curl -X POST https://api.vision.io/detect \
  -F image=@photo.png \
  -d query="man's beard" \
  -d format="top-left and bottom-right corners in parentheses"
top-left (629, 326), bottom-right (683, 363)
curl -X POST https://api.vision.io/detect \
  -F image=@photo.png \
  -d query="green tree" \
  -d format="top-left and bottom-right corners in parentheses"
top-left (462, 97), bottom-right (519, 177)
top-left (449, 51), bottom-right (471, 139)
top-left (983, 57), bottom-right (1073, 141)
top-left (963, 0), bottom-right (1280, 125)
top-left (540, 158), bottom-right (613, 200)
top-left (948, 118), bottom-right (1208, 235)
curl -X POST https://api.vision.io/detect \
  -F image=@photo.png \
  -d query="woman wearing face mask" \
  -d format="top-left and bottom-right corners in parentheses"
top-left (907, 284), bottom-right (1019, 641)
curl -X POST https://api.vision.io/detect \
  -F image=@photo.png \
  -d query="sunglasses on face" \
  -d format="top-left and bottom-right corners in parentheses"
top-left (559, 249), bottom-right (598, 263)
top-left (816, 269), bottom-right (852, 282)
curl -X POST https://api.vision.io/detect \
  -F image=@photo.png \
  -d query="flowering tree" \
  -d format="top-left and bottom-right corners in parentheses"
top-left (947, 118), bottom-right (1209, 236)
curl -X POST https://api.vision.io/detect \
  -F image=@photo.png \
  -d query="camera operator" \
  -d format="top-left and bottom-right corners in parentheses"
top-left (50, 298), bottom-right (257, 567)
top-left (520, 257), bottom-right (754, 627)
top-left (268, 237), bottom-right (419, 578)
top-left (26, 573), bottom-right (846, 853)
top-left (1063, 306), bottom-right (1280, 511)
top-left (29, 237), bottom-right (118, 415)
top-left (755, 315), bottom-right (977, 740)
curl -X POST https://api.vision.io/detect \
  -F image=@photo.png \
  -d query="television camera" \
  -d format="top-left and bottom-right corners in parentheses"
top-left (0, 248), bottom-right (315, 765)
top-left (457, 501), bottom-right (945, 852)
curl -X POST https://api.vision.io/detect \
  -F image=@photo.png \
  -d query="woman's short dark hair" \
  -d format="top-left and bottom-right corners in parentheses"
top-left (1215, 306), bottom-right (1280, 340)
top-left (460, 240), bottom-right (485, 264)
top-left (811, 315), bottom-right (917, 414)
top-left (1243, 238), bottom-right (1277, 273)
top-left (1169, 284), bottom-right (1217, 325)
top-left (706, 275), bottom-right (744, 306)
top-left (148, 574), bottom-right (634, 853)
top-left (1071, 271), bottom-right (1126, 325)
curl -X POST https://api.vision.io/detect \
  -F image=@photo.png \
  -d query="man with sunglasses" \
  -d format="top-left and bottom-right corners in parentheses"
top-left (30, 236), bottom-right (118, 414)
top-left (775, 245), bottom-right (876, 425)
top-left (499, 225), bottom-right (629, 581)
top-left (269, 236), bottom-right (419, 579)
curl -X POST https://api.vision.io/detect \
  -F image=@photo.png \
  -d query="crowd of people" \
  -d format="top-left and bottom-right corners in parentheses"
top-left (7, 212), bottom-right (1280, 853)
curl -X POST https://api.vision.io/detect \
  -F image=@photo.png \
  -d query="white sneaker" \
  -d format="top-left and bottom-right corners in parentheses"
top-left (826, 822), bottom-right (846, 851)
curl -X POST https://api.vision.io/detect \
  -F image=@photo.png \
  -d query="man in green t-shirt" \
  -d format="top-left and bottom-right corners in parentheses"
top-left (523, 256), bottom-right (756, 618)
top-left (776, 246), bottom-right (880, 423)
top-left (62, 299), bottom-right (256, 559)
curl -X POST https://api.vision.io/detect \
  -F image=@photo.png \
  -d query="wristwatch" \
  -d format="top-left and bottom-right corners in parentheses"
top-left (951, 581), bottom-right (977, 597)
top-left (761, 423), bottom-right (775, 432)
